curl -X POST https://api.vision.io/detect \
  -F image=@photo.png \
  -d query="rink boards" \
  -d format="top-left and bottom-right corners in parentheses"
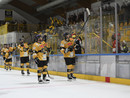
top-left (0, 53), bottom-right (130, 85)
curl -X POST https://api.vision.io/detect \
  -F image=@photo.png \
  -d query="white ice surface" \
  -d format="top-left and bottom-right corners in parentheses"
top-left (0, 68), bottom-right (130, 98)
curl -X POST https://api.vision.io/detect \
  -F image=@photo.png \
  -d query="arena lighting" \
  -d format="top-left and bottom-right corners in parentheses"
top-left (2, 0), bottom-right (12, 3)
top-left (0, 0), bottom-right (12, 4)
top-left (37, 0), bottom-right (67, 12)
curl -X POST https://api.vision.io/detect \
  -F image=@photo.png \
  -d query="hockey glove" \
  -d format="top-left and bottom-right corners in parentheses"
top-left (9, 52), bottom-right (13, 55)
top-left (68, 46), bottom-right (73, 52)
top-left (20, 42), bottom-right (24, 47)
top-left (64, 48), bottom-right (69, 53)
top-left (47, 48), bottom-right (51, 52)
top-left (3, 52), bottom-right (6, 55)
top-left (29, 49), bottom-right (33, 53)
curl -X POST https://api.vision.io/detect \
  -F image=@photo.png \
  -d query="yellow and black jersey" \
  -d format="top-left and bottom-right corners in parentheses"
top-left (18, 43), bottom-right (29, 57)
top-left (5, 47), bottom-right (15, 59)
top-left (41, 41), bottom-right (50, 57)
top-left (9, 47), bottom-right (16, 52)
top-left (1, 48), bottom-right (8, 57)
top-left (60, 38), bottom-right (75, 58)
top-left (32, 42), bottom-right (48, 61)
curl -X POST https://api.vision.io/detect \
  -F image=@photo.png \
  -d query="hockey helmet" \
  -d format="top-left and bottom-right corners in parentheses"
top-left (63, 32), bottom-right (69, 38)
top-left (35, 34), bottom-right (42, 42)
top-left (72, 33), bottom-right (76, 38)
top-left (42, 34), bottom-right (47, 42)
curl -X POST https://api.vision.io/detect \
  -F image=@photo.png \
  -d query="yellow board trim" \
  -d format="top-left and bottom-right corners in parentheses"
top-left (111, 77), bottom-right (130, 85)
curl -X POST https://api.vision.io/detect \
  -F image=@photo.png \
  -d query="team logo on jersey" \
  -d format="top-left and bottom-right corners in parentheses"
top-left (67, 42), bottom-right (72, 46)
top-left (44, 43), bottom-right (47, 46)
top-left (40, 44), bottom-right (44, 48)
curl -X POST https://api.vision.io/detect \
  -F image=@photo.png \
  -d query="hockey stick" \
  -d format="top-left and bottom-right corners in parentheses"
top-left (47, 70), bottom-right (54, 79)
top-left (79, 8), bottom-right (90, 34)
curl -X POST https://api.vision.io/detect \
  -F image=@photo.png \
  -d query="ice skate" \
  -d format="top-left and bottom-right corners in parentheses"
top-left (38, 78), bottom-right (43, 84)
top-left (43, 75), bottom-right (50, 84)
top-left (21, 70), bottom-right (25, 75)
top-left (27, 70), bottom-right (30, 76)
top-left (9, 67), bottom-right (11, 71)
top-left (67, 74), bottom-right (72, 81)
top-left (71, 73), bottom-right (76, 80)
top-left (6, 67), bottom-right (8, 71)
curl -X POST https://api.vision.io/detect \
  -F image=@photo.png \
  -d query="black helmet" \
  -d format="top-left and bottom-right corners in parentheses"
top-left (9, 43), bottom-right (12, 47)
top-left (63, 32), bottom-right (69, 38)
top-left (35, 34), bottom-right (42, 42)
top-left (43, 35), bottom-right (47, 42)
top-left (19, 38), bottom-right (23, 42)
top-left (19, 35), bottom-right (24, 42)
top-left (19, 35), bottom-right (24, 41)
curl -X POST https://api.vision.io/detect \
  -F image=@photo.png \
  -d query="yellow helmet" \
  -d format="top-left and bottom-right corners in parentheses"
top-left (72, 33), bottom-right (76, 38)
top-left (44, 33), bottom-right (47, 36)
top-left (34, 32), bottom-right (37, 34)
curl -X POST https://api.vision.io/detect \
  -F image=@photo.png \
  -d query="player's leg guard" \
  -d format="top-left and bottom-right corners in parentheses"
top-left (70, 65), bottom-right (76, 79)
top-left (9, 62), bottom-right (12, 70)
top-left (6, 62), bottom-right (9, 71)
top-left (4, 60), bottom-right (6, 69)
top-left (26, 62), bottom-right (30, 75)
top-left (37, 67), bottom-right (42, 82)
top-left (43, 66), bottom-right (50, 82)
top-left (67, 65), bottom-right (73, 80)
top-left (8, 64), bottom-right (11, 70)
top-left (21, 63), bottom-right (25, 75)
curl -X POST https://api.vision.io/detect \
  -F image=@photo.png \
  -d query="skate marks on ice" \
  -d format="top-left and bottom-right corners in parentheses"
top-left (1, 68), bottom-right (130, 98)
top-left (0, 91), bottom-right (10, 96)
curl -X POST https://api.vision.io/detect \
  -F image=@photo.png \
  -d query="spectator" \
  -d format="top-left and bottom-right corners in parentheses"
top-left (112, 33), bottom-right (121, 53)
top-left (121, 40), bottom-right (129, 53)
top-left (68, 12), bottom-right (84, 25)
top-left (72, 33), bottom-right (82, 54)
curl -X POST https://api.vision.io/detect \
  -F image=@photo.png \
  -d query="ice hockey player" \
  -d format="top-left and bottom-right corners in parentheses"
top-left (1, 44), bottom-right (8, 69)
top-left (32, 34), bottom-right (50, 83)
top-left (18, 38), bottom-right (30, 75)
top-left (5, 44), bottom-right (15, 70)
top-left (60, 33), bottom-right (76, 81)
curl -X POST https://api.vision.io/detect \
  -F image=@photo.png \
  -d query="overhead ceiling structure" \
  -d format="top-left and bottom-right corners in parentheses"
top-left (0, 0), bottom-right (98, 23)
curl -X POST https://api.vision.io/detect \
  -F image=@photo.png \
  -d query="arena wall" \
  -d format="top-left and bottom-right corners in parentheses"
top-left (0, 53), bottom-right (130, 85)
